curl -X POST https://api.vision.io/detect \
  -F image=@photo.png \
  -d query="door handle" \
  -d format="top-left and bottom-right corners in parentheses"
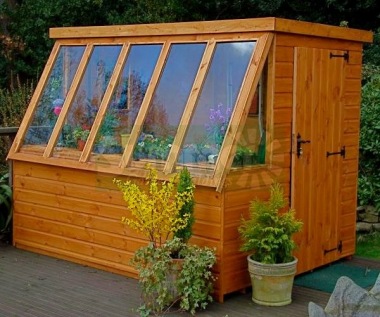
top-left (297, 133), bottom-right (311, 158)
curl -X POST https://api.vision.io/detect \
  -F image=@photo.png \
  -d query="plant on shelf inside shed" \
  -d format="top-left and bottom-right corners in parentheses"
top-left (72, 126), bottom-right (90, 150)
top-left (238, 182), bottom-right (303, 307)
top-left (114, 166), bottom-right (216, 316)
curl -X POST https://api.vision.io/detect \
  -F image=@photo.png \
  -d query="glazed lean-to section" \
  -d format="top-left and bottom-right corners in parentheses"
top-left (10, 31), bottom-right (270, 188)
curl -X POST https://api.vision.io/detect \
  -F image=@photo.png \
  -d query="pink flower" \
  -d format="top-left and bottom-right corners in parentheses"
top-left (53, 106), bottom-right (62, 116)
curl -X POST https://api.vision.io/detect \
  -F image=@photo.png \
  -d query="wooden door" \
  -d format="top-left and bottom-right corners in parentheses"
top-left (292, 47), bottom-right (346, 274)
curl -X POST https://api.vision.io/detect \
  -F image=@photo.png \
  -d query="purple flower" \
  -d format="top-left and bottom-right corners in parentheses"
top-left (206, 103), bottom-right (232, 146)
top-left (53, 98), bottom-right (64, 107)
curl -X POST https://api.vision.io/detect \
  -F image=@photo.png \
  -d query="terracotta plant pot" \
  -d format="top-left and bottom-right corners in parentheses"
top-left (77, 139), bottom-right (86, 151)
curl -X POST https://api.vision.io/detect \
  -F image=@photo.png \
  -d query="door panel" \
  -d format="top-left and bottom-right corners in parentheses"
top-left (292, 47), bottom-right (345, 274)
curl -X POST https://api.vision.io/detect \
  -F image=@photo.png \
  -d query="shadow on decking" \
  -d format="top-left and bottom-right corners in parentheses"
top-left (1, 243), bottom-right (379, 317)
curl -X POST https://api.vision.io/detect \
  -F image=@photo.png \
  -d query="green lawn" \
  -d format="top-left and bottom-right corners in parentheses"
top-left (356, 232), bottom-right (380, 259)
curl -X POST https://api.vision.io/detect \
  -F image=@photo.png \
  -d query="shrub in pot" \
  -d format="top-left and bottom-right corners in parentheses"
top-left (238, 182), bottom-right (303, 306)
top-left (132, 237), bottom-right (216, 316)
top-left (72, 126), bottom-right (90, 150)
top-left (114, 166), bottom-right (216, 316)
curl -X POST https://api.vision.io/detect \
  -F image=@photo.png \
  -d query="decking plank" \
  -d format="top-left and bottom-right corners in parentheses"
top-left (1, 243), bottom-right (379, 316)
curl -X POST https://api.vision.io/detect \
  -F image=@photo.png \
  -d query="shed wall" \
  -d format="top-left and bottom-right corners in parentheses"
top-left (221, 33), bottom-right (363, 295)
top-left (12, 161), bottom-right (224, 297)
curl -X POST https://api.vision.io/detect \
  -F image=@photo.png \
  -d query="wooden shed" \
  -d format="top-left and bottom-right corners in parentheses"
top-left (7, 17), bottom-right (372, 302)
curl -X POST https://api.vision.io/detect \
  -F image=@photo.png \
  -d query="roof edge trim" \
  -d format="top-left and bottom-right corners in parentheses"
top-left (49, 17), bottom-right (373, 43)
top-left (274, 18), bottom-right (373, 43)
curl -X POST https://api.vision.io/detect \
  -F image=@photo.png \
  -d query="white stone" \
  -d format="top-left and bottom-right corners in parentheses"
top-left (370, 273), bottom-right (380, 298)
top-left (356, 222), bottom-right (373, 233)
top-left (373, 223), bottom-right (380, 232)
top-left (309, 275), bottom-right (380, 317)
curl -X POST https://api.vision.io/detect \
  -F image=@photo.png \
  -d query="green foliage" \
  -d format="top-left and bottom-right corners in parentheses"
top-left (0, 172), bottom-right (12, 239)
top-left (356, 232), bottom-right (380, 259)
top-left (107, 0), bottom-right (184, 24)
top-left (0, 79), bottom-right (33, 126)
top-left (246, 0), bottom-right (380, 30)
top-left (134, 135), bottom-right (174, 160)
top-left (362, 63), bottom-right (380, 84)
top-left (132, 237), bottom-right (216, 316)
top-left (358, 74), bottom-right (380, 211)
top-left (61, 124), bottom-right (76, 148)
top-left (238, 183), bottom-right (303, 264)
top-left (233, 145), bottom-right (258, 167)
top-left (1, 0), bottom-right (380, 90)
top-left (177, 242), bottom-right (216, 314)
top-left (98, 135), bottom-right (119, 147)
top-left (0, 0), bottom-right (109, 87)
top-left (0, 79), bottom-right (33, 170)
top-left (174, 167), bottom-right (195, 244)
top-left (364, 28), bottom-right (380, 67)
top-left (72, 127), bottom-right (90, 141)
top-left (98, 111), bottom-right (119, 137)
top-left (133, 241), bottom-right (174, 316)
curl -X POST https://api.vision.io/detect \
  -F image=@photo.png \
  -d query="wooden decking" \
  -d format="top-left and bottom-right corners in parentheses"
top-left (1, 242), bottom-right (379, 317)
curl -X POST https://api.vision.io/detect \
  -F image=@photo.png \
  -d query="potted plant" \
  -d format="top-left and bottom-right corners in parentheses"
top-left (72, 127), bottom-right (90, 150)
top-left (238, 182), bottom-right (303, 306)
top-left (233, 145), bottom-right (257, 167)
top-left (133, 134), bottom-right (174, 160)
top-left (94, 135), bottom-right (122, 154)
top-left (114, 166), bottom-right (216, 316)
top-left (120, 132), bottom-right (131, 148)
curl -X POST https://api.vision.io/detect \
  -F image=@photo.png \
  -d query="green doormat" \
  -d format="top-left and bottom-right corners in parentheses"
top-left (294, 262), bottom-right (380, 293)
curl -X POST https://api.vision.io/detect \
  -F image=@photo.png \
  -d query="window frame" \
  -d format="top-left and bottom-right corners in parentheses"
top-left (9, 33), bottom-right (274, 189)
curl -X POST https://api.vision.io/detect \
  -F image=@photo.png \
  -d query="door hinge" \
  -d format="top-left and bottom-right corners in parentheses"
top-left (330, 51), bottom-right (349, 62)
top-left (324, 240), bottom-right (343, 255)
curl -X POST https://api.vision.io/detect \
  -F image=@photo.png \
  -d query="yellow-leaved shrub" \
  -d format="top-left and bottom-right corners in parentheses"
top-left (114, 165), bottom-right (194, 248)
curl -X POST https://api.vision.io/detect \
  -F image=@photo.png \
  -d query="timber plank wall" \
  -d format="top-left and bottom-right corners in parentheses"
top-left (220, 33), bottom-right (363, 296)
top-left (12, 160), bottom-right (224, 298)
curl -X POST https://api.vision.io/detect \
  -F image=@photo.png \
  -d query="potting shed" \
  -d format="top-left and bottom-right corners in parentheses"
top-left (7, 17), bottom-right (372, 302)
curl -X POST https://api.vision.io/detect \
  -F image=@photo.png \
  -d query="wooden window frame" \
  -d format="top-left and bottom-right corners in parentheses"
top-left (8, 33), bottom-right (274, 191)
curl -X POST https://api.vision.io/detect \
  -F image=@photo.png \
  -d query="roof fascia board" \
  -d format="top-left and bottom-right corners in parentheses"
top-left (50, 17), bottom-right (372, 43)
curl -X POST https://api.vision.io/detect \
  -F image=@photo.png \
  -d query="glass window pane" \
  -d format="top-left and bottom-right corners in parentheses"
top-left (91, 44), bottom-right (162, 157)
top-left (179, 41), bottom-right (256, 166)
top-left (232, 75), bottom-right (267, 168)
top-left (55, 45), bottom-right (122, 154)
top-left (133, 43), bottom-right (206, 162)
top-left (23, 46), bottom-right (85, 147)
